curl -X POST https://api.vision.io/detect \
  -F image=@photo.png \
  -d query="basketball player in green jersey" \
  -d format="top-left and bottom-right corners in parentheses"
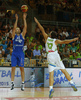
top-left (34, 17), bottom-right (78, 98)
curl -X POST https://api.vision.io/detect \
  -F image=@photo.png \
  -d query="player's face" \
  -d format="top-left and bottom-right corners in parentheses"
top-left (15, 27), bottom-right (21, 34)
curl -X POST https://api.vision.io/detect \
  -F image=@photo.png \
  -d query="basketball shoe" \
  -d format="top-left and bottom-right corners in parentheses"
top-left (11, 83), bottom-right (14, 90)
top-left (21, 83), bottom-right (25, 91)
top-left (49, 89), bottom-right (54, 98)
top-left (70, 83), bottom-right (77, 91)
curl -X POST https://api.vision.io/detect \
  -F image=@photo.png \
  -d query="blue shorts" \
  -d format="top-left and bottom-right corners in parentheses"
top-left (11, 52), bottom-right (24, 67)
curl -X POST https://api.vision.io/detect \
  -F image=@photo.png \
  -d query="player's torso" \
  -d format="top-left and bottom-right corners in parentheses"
top-left (45, 37), bottom-right (58, 54)
top-left (13, 34), bottom-right (24, 52)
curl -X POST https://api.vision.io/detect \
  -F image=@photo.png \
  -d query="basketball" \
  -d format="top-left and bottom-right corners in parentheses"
top-left (21, 5), bottom-right (28, 12)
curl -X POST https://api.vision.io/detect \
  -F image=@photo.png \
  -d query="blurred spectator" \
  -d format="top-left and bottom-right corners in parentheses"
top-left (63, 44), bottom-right (70, 58)
top-left (0, 35), bottom-right (2, 44)
top-left (23, 41), bottom-right (27, 53)
top-left (9, 43), bottom-right (13, 52)
top-left (5, 46), bottom-right (10, 56)
top-left (5, 11), bottom-right (12, 18)
top-left (69, 52), bottom-right (77, 60)
top-left (26, 38), bottom-right (31, 46)
top-left (0, 54), bottom-right (4, 66)
top-left (0, 40), bottom-right (7, 50)
top-left (5, 29), bottom-right (9, 38)
top-left (33, 45), bottom-right (41, 58)
top-left (5, 37), bottom-right (11, 47)
top-left (8, 33), bottom-right (12, 41)
top-left (76, 50), bottom-right (81, 60)
top-left (26, 33), bottom-right (34, 43)
top-left (2, 32), bottom-right (7, 40)
top-left (62, 28), bottom-right (69, 37)
top-left (0, 45), bottom-right (5, 56)
top-left (34, 41), bottom-right (43, 52)
top-left (57, 29), bottom-right (63, 36)
top-left (68, 29), bottom-right (74, 38)
top-left (7, 50), bottom-right (12, 62)
top-left (70, 42), bottom-right (77, 53)
top-left (58, 44), bottom-right (63, 58)
top-left (42, 49), bottom-right (47, 59)
top-left (78, 44), bottom-right (81, 52)
top-left (25, 45), bottom-right (33, 59)
top-left (0, 10), bottom-right (5, 20)
top-left (31, 39), bottom-right (36, 50)
top-left (5, 23), bottom-right (11, 31)
top-left (69, 52), bottom-right (78, 67)
top-left (5, 11), bottom-right (12, 24)
top-left (9, 26), bottom-right (13, 34)
top-left (2, 25), bottom-right (6, 32)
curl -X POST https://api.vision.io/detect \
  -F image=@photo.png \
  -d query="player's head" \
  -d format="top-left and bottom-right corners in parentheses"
top-left (50, 31), bottom-right (57, 38)
top-left (15, 27), bottom-right (21, 34)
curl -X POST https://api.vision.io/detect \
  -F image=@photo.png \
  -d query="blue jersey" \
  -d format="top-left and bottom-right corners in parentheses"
top-left (13, 34), bottom-right (24, 52)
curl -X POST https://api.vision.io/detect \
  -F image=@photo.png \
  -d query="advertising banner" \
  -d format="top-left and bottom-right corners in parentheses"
top-left (0, 67), bottom-right (44, 87)
top-left (44, 68), bottom-right (81, 87)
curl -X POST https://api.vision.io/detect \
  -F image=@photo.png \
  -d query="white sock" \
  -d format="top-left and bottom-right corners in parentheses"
top-left (49, 86), bottom-right (53, 91)
top-left (69, 80), bottom-right (74, 84)
top-left (22, 82), bottom-right (24, 84)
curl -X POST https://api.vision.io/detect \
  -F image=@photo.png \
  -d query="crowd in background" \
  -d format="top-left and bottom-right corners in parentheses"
top-left (25, 0), bottom-right (81, 21)
top-left (0, 21), bottom-right (81, 67)
top-left (0, 0), bottom-right (81, 67)
top-left (1, 0), bottom-right (81, 22)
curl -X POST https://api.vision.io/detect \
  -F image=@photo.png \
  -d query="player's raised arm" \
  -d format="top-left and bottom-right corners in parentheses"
top-left (55, 37), bottom-right (79, 45)
top-left (22, 13), bottom-right (27, 37)
top-left (12, 14), bottom-right (18, 39)
top-left (34, 17), bottom-right (48, 40)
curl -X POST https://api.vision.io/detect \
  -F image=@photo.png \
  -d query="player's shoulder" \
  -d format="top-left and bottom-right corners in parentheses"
top-left (48, 37), bottom-right (57, 41)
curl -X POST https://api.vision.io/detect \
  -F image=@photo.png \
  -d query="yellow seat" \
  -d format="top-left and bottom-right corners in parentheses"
top-left (30, 59), bottom-right (36, 67)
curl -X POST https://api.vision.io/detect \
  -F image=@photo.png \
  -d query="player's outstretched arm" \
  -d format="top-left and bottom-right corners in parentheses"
top-left (22, 13), bottom-right (27, 37)
top-left (55, 37), bottom-right (79, 45)
top-left (12, 14), bottom-right (18, 39)
top-left (34, 17), bottom-right (48, 40)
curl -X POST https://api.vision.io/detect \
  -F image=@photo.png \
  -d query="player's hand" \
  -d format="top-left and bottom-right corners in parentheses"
top-left (15, 14), bottom-right (18, 20)
top-left (34, 17), bottom-right (38, 23)
top-left (23, 13), bottom-right (27, 19)
top-left (73, 37), bottom-right (79, 41)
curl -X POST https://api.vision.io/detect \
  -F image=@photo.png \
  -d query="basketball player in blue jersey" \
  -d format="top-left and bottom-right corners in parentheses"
top-left (11, 13), bottom-right (27, 91)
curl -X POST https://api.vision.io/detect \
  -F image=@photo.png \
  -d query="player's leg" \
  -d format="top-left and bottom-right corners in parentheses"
top-left (49, 70), bottom-right (54, 98)
top-left (60, 69), bottom-right (71, 81)
top-left (60, 69), bottom-right (77, 91)
top-left (11, 53), bottom-right (17, 90)
top-left (18, 53), bottom-right (25, 91)
top-left (20, 67), bottom-right (25, 82)
top-left (56, 53), bottom-right (77, 91)
top-left (47, 53), bottom-right (55, 98)
top-left (11, 67), bottom-right (16, 90)
top-left (20, 67), bottom-right (25, 91)
top-left (49, 70), bottom-right (54, 89)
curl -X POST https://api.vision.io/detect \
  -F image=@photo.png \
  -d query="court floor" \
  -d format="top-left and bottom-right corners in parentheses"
top-left (0, 87), bottom-right (81, 100)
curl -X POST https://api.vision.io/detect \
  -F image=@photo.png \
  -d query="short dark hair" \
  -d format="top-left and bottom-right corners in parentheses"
top-left (51, 31), bottom-right (57, 38)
